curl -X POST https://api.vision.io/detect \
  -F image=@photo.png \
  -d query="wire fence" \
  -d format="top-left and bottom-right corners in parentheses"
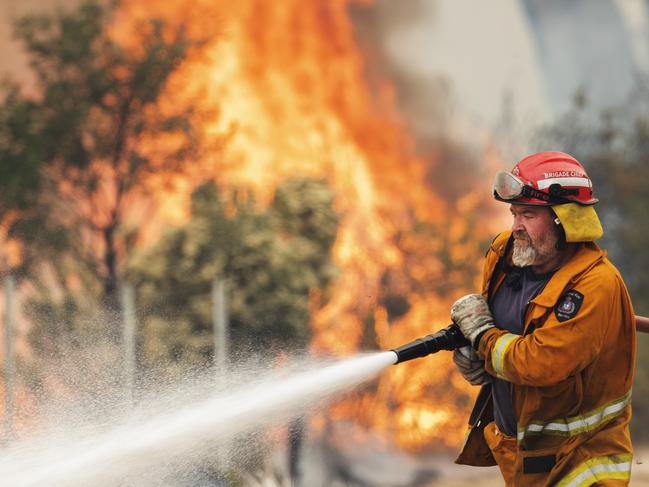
top-left (1, 276), bottom-right (229, 443)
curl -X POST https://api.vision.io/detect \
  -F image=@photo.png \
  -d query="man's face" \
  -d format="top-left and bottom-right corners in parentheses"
top-left (510, 205), bottom-right (560, 268)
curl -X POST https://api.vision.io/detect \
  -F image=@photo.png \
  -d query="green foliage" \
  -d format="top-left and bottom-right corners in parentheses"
top-left (126, 178), bottom-right (339, 368)
top-left (0, 82), bottom-right (45, 212)
top-left (0, 1), bottom-right (204, 308)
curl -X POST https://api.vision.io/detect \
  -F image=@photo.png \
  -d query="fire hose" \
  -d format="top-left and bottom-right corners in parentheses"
top-left (391, 315), bottom-right (649, 364)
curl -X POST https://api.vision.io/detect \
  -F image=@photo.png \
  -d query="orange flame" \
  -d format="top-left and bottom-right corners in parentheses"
top-left (115, 0), bottom-right (501, 451)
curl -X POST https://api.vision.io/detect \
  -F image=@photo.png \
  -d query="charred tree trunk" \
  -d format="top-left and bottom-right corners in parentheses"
top-left (288, 417), bottom-right (304, 486)
top-left (102, 221), bottom-right (122, 341)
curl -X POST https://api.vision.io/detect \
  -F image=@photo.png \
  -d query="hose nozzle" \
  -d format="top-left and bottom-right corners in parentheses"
top-left (391, 324), bottom-right (469, 364)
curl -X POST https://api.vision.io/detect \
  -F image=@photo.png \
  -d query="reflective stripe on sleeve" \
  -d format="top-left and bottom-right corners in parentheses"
top-left (517, 390), bottom-right (632, 442)
top-left (556, 454), bottom-right (632, 487)
top-left (490, 333), bottom-right (518, 380)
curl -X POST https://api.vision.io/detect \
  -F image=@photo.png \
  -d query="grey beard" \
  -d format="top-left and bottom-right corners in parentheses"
top-left (512, 243), bottom-right (536, 267)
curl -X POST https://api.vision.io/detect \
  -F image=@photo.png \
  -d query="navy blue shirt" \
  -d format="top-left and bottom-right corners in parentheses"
top-left (489, 266), bottom-right (554, 436)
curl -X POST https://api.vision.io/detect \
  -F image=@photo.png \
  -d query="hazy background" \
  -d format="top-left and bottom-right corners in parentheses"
top-left (5, 0), bottom-right (648, 133)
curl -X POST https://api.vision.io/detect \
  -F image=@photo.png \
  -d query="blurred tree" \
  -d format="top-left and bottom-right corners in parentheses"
top-left (537, 88), bottom-right (649, 441)
top-left (0, 0), bottom-right (206, 335)
top-left (126, 178), bottom-right (339, 369)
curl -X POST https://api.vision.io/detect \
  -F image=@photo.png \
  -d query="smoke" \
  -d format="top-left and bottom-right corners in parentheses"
top-left (0, 0), bottom-right (81, 89)
top-left (521, 0), bottom-right (639, 113)
top-left (349, 1), bottom-right (496, 204)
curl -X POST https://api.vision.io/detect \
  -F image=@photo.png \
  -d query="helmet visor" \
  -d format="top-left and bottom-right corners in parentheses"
top-left (493, 171), bottom-right (525, 200)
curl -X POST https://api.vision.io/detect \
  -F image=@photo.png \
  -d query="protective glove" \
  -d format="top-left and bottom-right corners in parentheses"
top-left (451, 293), bottom-right (495, 347)
top-left (453, 346), bottom-right (491, 385)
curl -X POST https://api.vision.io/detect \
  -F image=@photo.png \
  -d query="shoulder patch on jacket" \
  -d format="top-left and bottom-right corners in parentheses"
top-left (554, 290), bottom-right (584, 322)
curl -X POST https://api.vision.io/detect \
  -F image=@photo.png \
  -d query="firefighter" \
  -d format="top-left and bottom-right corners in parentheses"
top-left (451, 151), bottom-right (635, 486)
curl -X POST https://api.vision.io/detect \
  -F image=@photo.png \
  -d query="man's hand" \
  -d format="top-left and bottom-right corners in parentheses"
top-left (453, 346), bottom-right (491, 385)
top-left (451, 293), bottom-right (495, 347)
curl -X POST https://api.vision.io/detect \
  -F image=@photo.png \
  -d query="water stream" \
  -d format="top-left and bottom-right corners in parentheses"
top-left (0, 351), bottom-right (397, 486)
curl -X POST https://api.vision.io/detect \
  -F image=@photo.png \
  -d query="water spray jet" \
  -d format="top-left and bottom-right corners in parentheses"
top-left (0, 353), bottom-right (399, 487)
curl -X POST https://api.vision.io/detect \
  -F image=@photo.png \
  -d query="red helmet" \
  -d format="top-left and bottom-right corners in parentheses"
top-left (493, 151), bottom-right (598, 206)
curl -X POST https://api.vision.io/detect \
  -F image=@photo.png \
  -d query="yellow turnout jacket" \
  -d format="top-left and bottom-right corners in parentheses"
top-left (456, 230), bottom-right (636, 486)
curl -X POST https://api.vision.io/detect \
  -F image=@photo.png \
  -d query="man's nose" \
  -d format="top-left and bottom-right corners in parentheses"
top-left (512, 216), bottom-right (525, 232)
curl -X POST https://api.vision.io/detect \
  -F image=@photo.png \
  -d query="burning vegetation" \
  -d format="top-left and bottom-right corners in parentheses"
top-left (116, 0), bottom-right (500, 451)
top-left (1, 0), bottom-right (502, 454)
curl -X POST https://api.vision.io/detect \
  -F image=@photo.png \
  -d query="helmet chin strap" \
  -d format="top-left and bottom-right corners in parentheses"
top-left (554, 217), bottom-right (567, 251)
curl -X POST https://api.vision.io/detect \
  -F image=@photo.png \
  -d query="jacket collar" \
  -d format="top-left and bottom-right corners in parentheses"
top-left (531, 242), bottom-right (605, 308)
top-left (490, 230), bottom-right (513, 258)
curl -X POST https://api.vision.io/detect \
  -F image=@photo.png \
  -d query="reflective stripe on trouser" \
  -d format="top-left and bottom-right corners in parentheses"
top-left (517, 390), bottom-right (632, 443)
top-left (491, 333), bottom-right (518, 380)
top-left (556, 454), bottom-right (632, 487)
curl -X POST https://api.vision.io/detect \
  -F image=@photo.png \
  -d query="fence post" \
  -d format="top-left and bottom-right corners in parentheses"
top-left (212, 279), bottom-right (228, 372)
top-left (120, 283), bottom-right (136, 403)
top-left (212, 279), bottom-right (229, 467)
top-left (3, 275), bottom-right (16, 441)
